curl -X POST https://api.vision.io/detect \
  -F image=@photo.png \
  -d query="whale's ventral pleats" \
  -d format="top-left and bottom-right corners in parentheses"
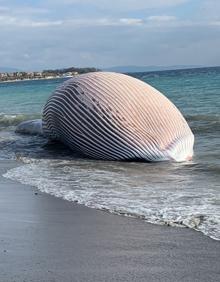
top-left (42, 72), bottom-right (194, 162)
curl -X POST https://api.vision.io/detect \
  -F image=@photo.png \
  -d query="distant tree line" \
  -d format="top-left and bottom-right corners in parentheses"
top-left (0, 66), bottom-right (100, 82)
top-left (42, 67), bottom-right (100, 75)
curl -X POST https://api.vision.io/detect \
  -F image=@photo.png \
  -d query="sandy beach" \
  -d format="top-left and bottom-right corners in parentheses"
top-left (0, 160), bottom-right (219, 282)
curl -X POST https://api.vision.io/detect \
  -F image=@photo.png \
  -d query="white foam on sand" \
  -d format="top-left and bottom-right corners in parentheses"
top-left (3, 157), bottom-right (220, 241)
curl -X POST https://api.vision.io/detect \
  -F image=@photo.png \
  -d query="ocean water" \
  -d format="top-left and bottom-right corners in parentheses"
top-left (1, 68), bottom-right (220, 240)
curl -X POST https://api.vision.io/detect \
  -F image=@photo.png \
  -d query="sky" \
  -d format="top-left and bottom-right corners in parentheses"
top-left (0, 0), bottom-right (219, 70)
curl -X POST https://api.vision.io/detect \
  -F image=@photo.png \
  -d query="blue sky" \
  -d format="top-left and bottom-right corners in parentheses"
top-left (0, 0), bottom-right (219, 70)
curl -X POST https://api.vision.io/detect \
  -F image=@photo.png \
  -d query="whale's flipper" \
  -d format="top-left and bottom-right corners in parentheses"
top-left (16, 119), bottom-right (44, 136)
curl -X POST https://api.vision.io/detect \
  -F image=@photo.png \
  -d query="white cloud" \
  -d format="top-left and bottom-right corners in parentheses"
top-left (148, 15), bottom-right (177, 22)
top-left (0, 0), bottom-right (219, 69)
top-left (119, 18), bottom-right (143, 26)
top-left (0, 15), bottom-right (16, 24)
top-left (0, 5), bottom-right (49, 16)
top-left (47, 0), bottom-right (189, 10)
top-left (0, 15), bottom-right (63, 27)
top-left (23, 53), bottom-right (30, 59)
top-left (0, 14), bottom-right (143, 28)
top-left (14, 7), bottom-right (49, 15)
top-left (198, 0), bottom-right (220, 21)
top-left (67, 18), bottom-right (143, 27)
top-left (27, 20), bottom-right (63, 27)
top-left (1, 12), bottom-right (220, 29)
top-left (208, 21), bottom-right (220, 26)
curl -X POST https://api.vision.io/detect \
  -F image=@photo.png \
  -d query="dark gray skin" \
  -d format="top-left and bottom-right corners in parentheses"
top-left (16, 119), bottom-right (43, 136)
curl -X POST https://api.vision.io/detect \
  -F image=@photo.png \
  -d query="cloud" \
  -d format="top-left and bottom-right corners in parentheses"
top-left (0, 0), bottom-right (219, 70)
top-left (48, 0), bottom-right (189, 10)
top-left (0, 15), bottom-right (17, 25)
top-left (13, 7), bottom-right (49, 15)
top-left (66, 17), bottom-right (144, 27)
top-left (27, 20), bottom-right (63, 27)
top-left (0, 4), bottom-right (49, 16)
top-left (1, 7), bottom-right (220, 30)
top-left (198, 0), bottom-right (220, 21)
top-left (147, 15), bottom-right (177, 22)
top-left (0, 15), bottom-right (63, 27)
top-left (0, 14), bottom-right (143, 28)
top-left (208, 21), bottom-right (220, 26)
top-left (0, 6), bottom-right (9, 12)
top-left (119, 18), bottom-right (143, 26)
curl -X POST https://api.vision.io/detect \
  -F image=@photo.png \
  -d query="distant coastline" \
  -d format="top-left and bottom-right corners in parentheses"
top-left (1, 65), bottom-right (220, 83)
top-left (0, 75), bottom-right (70, 84)
top-left (0, 66), bottom-right (99, 83)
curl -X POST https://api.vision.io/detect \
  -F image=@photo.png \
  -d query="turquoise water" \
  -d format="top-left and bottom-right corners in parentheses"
top-left (1, 68), bottom-right (220, 240)
top-left (0, 78), bottom-right (64, 116)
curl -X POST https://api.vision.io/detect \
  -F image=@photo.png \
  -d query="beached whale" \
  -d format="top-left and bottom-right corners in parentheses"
top-left (17, 72), bottom-right (194, 162)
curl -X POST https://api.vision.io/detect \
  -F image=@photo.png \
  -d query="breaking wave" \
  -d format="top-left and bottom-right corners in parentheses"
top-left (0, 114), bottom-right (41, 128)
top-left (3, 156), bottom-right (220, 241)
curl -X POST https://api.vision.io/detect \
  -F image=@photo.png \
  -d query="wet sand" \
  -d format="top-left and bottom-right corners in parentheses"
top-left (1, 160), bottom-right (220, 282)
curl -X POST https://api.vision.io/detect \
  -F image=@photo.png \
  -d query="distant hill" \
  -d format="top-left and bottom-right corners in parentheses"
top-left (103, 65), bottom-right (203, 73)
top-left (1, 65), bottom-right (209, 75)
top-left (0, 67), bottom-right (21, 72)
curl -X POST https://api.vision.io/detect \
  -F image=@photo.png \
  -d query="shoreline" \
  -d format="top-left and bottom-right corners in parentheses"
top-left (1, 159), bottom-right (220, 281)
top-left (0, 76), bottom-right (72, 84)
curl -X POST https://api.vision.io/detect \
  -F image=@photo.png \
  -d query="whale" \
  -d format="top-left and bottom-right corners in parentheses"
top-left (42, 72), bottom-right (194, 161)
top-left (17, 72), bottom-right (194, 162)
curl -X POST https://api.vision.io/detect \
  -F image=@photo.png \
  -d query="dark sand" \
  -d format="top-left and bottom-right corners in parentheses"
top-left (0, 160), bottom-right (220, 282)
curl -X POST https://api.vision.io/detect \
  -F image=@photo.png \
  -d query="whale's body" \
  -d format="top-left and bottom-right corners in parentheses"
top-left (40, 72), bottom-right (194, 162)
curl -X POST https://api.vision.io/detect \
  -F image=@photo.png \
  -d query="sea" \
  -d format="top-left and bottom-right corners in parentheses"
top-left (0, 67), bottom-right (219, 240)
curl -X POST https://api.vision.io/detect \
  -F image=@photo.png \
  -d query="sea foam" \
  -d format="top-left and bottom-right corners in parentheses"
top-left (3, 157), bottom-right (220, 241)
